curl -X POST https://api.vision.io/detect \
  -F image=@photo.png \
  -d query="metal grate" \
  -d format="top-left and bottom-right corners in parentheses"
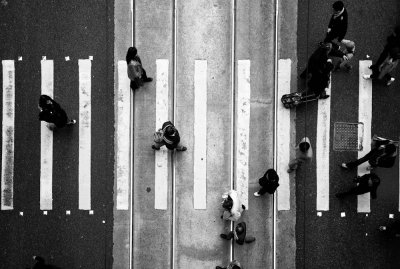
top-left (333, 122), bottom-right (364, 151)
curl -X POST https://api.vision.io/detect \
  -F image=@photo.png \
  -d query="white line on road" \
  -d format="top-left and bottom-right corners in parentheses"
top-left (358, 60), bottom-right (372, 213)
top-left (116, 61), bottom-right (131, 210)
top-left (79, 59), bottom-right (92, 210)
top-left (236, 60), bottom-right (250, 209)
top-left (40, 60), bottom-right (53, 210)
top-left (1, 60), bottom-right (15, 210)
top-left (193, 60), bottom-right (207, 209)
top-left (277, 59), bottom-right (291, 211)
top-left (155, 59), bottom-right (169, 210)
top-left (316, 75), bottom-right (331, 211)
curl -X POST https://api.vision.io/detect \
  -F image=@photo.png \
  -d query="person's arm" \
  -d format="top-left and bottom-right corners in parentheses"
top-left (337, 11), bottom-right (348, 42)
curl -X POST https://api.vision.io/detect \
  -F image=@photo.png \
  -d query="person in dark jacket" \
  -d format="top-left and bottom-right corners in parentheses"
top-left (152, 121), bottom-right (187, 151)
top-left (38, 95), bottom-right (76, 130)
top-left (373, 26), bottom-right (400, 69)
top-left (335, 173), bottom-right (380, 199)
top-left (220, 222), bottom-right (255, 245)
top-left (300, 42), bottom-right (333, 80)
top-left (324, 1), bottom-right (348, 44)
top-left (306, 59), bottom-right (334, 99)
top-left (126, 47), bottom-right (153, 90)
top-left (341, 136), bottom-right (398, 170)
top-left (254, 169), bottom-right (279, 197)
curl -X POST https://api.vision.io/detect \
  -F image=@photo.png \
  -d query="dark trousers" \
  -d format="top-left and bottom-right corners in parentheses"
top-left (336, 186), bottom-right (369, 197)
top-left (345, 150), bottom-right (374, 169)
top-left (257, 186), bottom-right (269, 195)
top-left (130, 68), bottom-right (149, 90)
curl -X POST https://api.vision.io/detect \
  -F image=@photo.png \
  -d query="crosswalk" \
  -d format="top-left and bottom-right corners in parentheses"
top-left (1, 58), bottom-right (399, 213)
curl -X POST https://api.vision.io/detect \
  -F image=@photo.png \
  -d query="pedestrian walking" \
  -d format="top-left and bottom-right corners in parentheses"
top-left (216, 260), bottom-right (242, 269)
top-left (341, 135), bottom-right (397, 170)
top-left (324, 1), bottom-right (348, 44)
top-left (152, 121), bottom-right (187, 151)
top-left (38, 95), bottom-right (76, 130)
top-left (254, 169), bottom-right (279, 197)
top-left (329, 39), bottom-right (355, 71)
top-left (373, 25), bottom-right (400, 69)
top-left (220, 222), bottom-right (255, 245)
top-left (363, 47), bottom-right (400, 86)
top-left (126, 47), bottom-right (153, 90)
top-left (288, 137), bottom-right (313, 173)
top-left (221, 190), bottom-right (245, 222)
top-left (335, 173), bottom-right (380, 199)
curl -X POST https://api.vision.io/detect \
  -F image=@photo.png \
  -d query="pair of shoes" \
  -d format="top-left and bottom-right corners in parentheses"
top-left (340, 163), bottom-right (348, 169)
top-left (254, 192), bottom-right (261, 197)
top-left (143, 77), bottom-right (153, 82)
top-left (176, 146), bottom-right (187, 151)
top-left (220, 234), bottom-right (228, 240)
top-left (363, 74), bottom-right (371, 79)
top-left (152, 145), bottom-right (160, 150)
top-left (387, 77), bottom-right (395, 86)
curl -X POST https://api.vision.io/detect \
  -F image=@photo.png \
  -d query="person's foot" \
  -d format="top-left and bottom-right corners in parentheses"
top-left (143, 77), bottom-right (153, 82)
top-left (319, 94), bottom-right (330, 99)
top-left (152, 145), bottom-right (160, 150)
top-left (340, 163), bottom-right (348, 169)
top-left (67, 119), bottom-right (77, 125)
top-left (363, 74), bottom-right (371, 79)
top-left (176, 146), bottom-right (187, 151)
top-left (387, 77), bottom-right (395, 86)
top-left (245, 236), bottom-right (256, 243)
top-left (220, 234), bottom-right (228, 240)
top-left (254, 191), bottom-right (261, 197)
top-left (378, 226), bottom-right (387, 231)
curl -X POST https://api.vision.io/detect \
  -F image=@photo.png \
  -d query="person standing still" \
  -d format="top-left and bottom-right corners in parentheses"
top-left (288, 137), bottom-right (313, 173)
top-left (126, 47), bottom-right (153, 90)
top-left (38, 95), bottom-right (76, 131)
top-left (324, 1), bottom-right (348, 44)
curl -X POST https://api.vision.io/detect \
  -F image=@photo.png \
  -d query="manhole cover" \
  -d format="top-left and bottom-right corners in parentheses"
top-left (333, 122), bottom-right (364, 151)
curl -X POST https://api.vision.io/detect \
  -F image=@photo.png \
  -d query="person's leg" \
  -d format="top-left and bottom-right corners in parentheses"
top-left (375, 47), bottom-right (389, 67)
top-left (335, 187), bottom-right (357, 198)
top-left (175, 142), bottom-right (187, 151)
top-left (141, 68), bottom-right (153, 82)
top-left (343, 151), bottom-right (372, 168)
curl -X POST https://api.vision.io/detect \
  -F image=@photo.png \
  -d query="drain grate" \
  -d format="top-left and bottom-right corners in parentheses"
top-left (333, 122), bottom-right (364, 151)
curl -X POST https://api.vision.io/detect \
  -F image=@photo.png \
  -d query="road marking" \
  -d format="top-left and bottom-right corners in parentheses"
top-left (236, 60), bottom-right (250, 209)
top-left (316, 75), bottom-right (331, 211)
top-left (193, 60), bottom-right (207, 209)
top-left (1, 60), bottom-right (15, 210)
top-left (155, 59), bottom-right (169, 210)
top-left (40, 60), bottom-right (53, 210)
top-left (358, 60), bottom-right (372, 213)
top-left (79, 59), bottom-right (92, 210)
top-left (116, 61), bottom-right (131, 210)
top-left (277, 59), bottom-right (291, 210)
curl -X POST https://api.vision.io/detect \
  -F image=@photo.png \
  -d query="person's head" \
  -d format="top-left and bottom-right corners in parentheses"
top-left (385, 144), bottom-right (397, 155)
top-left (126, 47), bottom-right (138, 64)
top-left (39, 95), bottom-right (53, 109)
top-left (222, 199), bottom-right (233, 210)
top-left (332, 1), bottom-right (344, 13)
top-left (299, 141), bottom-right (311, 153)
top-left (266, 169), bottom-right (279, 182)
top-left (164, 126), bottom-right (175, 136)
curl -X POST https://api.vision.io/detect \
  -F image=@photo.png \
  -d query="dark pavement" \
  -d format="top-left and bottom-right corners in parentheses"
top-left (0, 1), bottom-right (114, 268)
top-left (296, 0), bottom-right (400, 268)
